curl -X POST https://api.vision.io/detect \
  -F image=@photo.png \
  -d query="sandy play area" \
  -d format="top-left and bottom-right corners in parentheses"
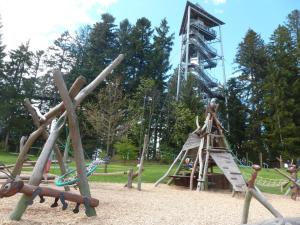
top-left (0, 182), bottom-right (299, 225)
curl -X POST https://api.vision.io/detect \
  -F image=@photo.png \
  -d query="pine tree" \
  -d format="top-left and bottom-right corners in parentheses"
top-left (235, 29), bottom-right (268, 156)
top-left (151, 18), bottom-right (174, 91)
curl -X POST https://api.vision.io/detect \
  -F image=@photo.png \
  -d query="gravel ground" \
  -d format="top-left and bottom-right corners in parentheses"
top-left (0, 182), bottom-right (299, 225)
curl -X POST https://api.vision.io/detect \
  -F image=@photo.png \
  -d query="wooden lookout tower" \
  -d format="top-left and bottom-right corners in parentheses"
top-left (176, 1), bottom-right (226, 100)
top-left (155, 99), bottom-right (247, 193)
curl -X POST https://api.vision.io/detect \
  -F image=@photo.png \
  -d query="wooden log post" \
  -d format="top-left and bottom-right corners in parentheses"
top-left (127, 168), bottom-right (134, 189)
top-left (197, 138), bottom-right (205, 191)
top-left (53, 71), bottom-right (96, 217)
top-left (10, 54), bottom-right (124, 221)
top-left (137, 135), bottom-right (149, 191)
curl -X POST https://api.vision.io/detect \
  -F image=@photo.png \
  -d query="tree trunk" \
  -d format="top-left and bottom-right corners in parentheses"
top-left (4, 131), bottom-right (9, 152)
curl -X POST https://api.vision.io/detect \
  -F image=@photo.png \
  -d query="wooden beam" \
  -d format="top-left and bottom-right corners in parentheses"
top-left (154, 150), bottom-right (184, 187)
top-left (190, 152), bottom-right (199, 190)
top-left (53, 71), bottom-right (96, 217)
top-left (241, 190), bottom-right (253, 224)
top-left (10, 115), bottom-right (66, 221)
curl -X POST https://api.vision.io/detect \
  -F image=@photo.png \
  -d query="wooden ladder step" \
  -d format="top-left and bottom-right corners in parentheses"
top-left (230, 172), bottom-right (242, 175)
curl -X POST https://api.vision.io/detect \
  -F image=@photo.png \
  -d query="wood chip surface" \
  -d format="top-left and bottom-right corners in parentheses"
top-left (0, 183), bottom-right (299, 225)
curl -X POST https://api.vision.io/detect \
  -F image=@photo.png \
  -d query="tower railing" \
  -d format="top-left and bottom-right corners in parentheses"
top-left (190, 19), bottom-right (217, 39)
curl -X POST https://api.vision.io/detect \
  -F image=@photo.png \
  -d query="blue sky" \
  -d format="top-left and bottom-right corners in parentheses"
top-left (0, 0), bottom-right (298, 83)
top-left (104, 0), bottom-right (298, 82)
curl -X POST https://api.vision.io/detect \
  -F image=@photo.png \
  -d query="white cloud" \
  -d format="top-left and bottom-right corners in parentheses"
top-left (0, 0), bottom-right (118, 51)
top-left (211, 0), bottom-right (226, 5)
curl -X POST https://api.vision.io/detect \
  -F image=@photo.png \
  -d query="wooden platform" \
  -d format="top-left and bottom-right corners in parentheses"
top-left (170, 173), bottom-right (230, 190)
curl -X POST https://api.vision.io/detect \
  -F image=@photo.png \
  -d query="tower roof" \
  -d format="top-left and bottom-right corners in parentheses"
top-left (179, 1), bottom-right (225, 35)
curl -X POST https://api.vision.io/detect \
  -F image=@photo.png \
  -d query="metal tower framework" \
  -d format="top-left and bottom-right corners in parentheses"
top-left (176, 1), bottom-right (226, 101)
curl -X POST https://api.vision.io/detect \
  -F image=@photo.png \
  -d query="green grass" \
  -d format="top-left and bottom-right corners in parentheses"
top-left (0, 151), bottom-right (291, 195)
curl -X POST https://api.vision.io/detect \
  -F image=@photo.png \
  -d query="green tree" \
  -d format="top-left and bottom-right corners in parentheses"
top-left (235, 29), bottom-right (268, 156)
top-left (83, 78), bottom-right (129, 157)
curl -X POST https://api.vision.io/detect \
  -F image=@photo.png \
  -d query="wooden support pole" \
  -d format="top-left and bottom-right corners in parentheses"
top-left (201, 151), bottom-right (210, 191)
top-left (137, 135), bottom-right (149, 191)
top-left (53, 71), bottom-right (96, 217)
top-left (241, 190), bottom-right (253, 224)
top-left (10, 116), bottom-right (65, 221)
top-left (190, 152), bottom-right (199, 190)
top-left (250, 188), bottom-right (283, 218)
top-left (197, 138), bottom-right (205, 191)
top-left (167, 149), bottom-right (189, 185)
top-left (154, 150), bottom-right (184, 187)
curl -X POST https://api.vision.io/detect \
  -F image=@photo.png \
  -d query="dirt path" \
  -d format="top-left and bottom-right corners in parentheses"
top-left (0, 183), bottom-right (299, 225)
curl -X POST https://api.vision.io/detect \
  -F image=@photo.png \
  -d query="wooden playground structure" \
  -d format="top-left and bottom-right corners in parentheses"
top-left (242, 165), bottom-right (300, 225)
top-left (155, 99), bottom-right (247, 193)
top-left (0, 54), bottom-right (124, 221)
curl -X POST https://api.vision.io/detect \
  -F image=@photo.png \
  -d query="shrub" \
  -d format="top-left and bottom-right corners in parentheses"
top-left (114, 139), bottom-right (138, 161)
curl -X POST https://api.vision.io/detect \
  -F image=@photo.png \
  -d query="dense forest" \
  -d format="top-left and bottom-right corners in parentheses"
top-left (0, 10), bottom-right (299, 165)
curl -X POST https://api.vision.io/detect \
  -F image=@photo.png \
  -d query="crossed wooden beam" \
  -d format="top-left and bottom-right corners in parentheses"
top-left (6, 54), bottom-right (124, 221)
top-left (242, 165), bottom-right (300, 225)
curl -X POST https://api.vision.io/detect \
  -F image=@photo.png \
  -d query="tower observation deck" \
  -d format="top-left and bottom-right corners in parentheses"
top-left (176, 1), bottom-right (226, 100)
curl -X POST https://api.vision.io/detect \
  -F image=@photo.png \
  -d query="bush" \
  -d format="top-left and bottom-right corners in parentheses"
top-left (159, 144), bottom-right (176, 164)
top-left (114, 139), bottom-right (138, 161)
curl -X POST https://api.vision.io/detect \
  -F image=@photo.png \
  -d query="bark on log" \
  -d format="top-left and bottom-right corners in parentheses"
top-left (21, 184), bottom-right (99, 207)
top-left (0, 174), bottom-right (56, 180)
top-left (53, 71), bottom-right (96, 217)
top-left (127, 168), bottom-right (134, 188)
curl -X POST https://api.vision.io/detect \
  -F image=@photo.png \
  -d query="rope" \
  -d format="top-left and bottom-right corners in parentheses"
top-left (242, 171), bottom-right (287, 188)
